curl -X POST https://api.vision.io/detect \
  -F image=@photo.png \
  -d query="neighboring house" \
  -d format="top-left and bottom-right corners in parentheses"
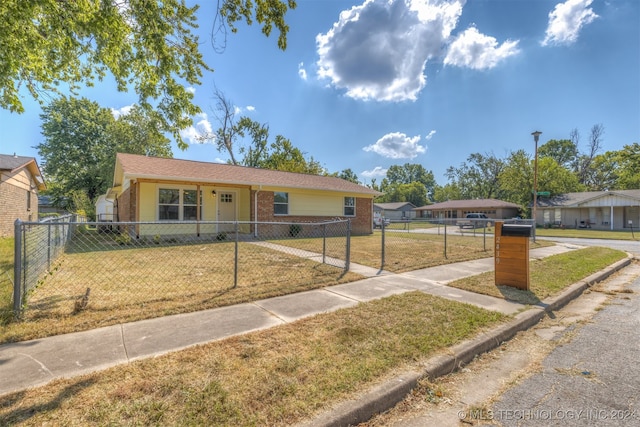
top-left (414, 199), bottom-right (521, 220)
top-left (373, 202), bottom-right (417, 220)
top-left (38, 195), bottom-right (67, 216)
top-left (536, 190), bottom-right (640, 230)
top-left (105, 153), bottom-right (381, 236)
top-left (0, 154), bottom-right (46, 237)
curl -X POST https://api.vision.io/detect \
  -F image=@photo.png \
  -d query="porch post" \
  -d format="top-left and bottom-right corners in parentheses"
top-left (610, 205), bottom-right (614, 230)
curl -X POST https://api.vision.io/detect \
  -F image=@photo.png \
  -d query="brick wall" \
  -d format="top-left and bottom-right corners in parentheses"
top-left (116, 186), bottom-right (135, 222)
top-left (251, 190), bottom-right (373, 235)
top-left (0, 183), bottom-right (38, 237)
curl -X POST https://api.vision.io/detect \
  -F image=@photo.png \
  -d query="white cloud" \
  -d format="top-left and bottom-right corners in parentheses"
top-left (425, 130), bottom-right (437, 140)
top-left (316, 0), bottom-right (465, 102)
top-left (361, 166), bottom-right (388, 178)
top-left (186, 86), bottom-right (196, 94)
top-left (180, 113), bottom-right (214, 145)
top-left (542, 0), bottom-right (598, 46)
top-left (363, 132), bottom-right (426, 159)
top-left (246, 106), bottom-right (255, 112)
top-left (298, 62), bottom-right (308, 81)
top-left (444, 27), bottom-right (520, 70)
top-left (110, 105), bottom-right (134, 119)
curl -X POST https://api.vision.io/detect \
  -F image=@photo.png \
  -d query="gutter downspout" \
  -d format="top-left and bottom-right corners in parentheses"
top-left (254, 185), bottom-right (262, 238)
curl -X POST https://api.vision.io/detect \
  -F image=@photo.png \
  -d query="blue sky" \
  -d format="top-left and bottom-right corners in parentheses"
top-left (2, 0), bottom-right (639, 186)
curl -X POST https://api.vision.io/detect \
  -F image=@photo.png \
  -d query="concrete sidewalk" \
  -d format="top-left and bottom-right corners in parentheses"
top-left (0, 243), bottom-right (588, 397)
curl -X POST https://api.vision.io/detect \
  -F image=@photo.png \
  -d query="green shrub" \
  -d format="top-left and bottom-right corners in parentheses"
top-left (289, 224), bottom-right (302, 237)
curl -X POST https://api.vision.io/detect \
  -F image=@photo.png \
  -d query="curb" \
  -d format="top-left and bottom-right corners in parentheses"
top-left (300, 255), bottom-right (634, 427)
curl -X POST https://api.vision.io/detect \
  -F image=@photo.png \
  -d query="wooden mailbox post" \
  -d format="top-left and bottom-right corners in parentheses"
top-left (494, 221), bottom-right (532, 290)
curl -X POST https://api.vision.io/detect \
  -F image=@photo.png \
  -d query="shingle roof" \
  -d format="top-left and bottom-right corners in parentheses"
top-left (414, 199), bottom-right (521, 210)
top-left (0, 154), bottom-right (35, 171)
top-left (537, 190), bottom-right (640, 207)
top-left (374, 202), bottom-right (417, 211)
top-left (0, 153), bottom-right (45, 189)
top-left (114, 153), bottom-right (380, 195)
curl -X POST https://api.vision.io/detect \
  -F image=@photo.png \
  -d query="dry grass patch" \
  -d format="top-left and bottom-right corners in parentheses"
top-left (1, 241), bottom-right (361, 344)
top-left (448, 247), bottom-right (627, 304)
top-left (280, 233), bottom-right (553, 273)
top-left (0, 292), bottom-right (505, 426)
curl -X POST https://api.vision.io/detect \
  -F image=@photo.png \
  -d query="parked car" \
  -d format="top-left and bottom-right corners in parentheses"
top-left (456, 213), bottom-right (490, 229)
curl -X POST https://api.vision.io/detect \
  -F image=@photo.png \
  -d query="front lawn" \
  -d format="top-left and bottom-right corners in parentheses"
top-left (0, 237), bottom-right (14, 323)
top-left (448, 247), bottom-right (627, 304)
top-left (0, 292), bottom-right (505, 426)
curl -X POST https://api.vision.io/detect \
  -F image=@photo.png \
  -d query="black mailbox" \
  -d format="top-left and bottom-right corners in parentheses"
top-left (501, 224), bottom-right (532, 237)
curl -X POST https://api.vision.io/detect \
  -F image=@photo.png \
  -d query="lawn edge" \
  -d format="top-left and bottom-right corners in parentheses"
top-left (299, 254), bottom-right (635, 427)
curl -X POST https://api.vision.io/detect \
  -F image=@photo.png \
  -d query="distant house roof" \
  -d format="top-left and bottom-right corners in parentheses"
top-left (374, 202), bottom-right (417, 211)
top-left (537, 190), bottom-right (640, 208)
top-left (414, 199), bottom-right (521, 211)
top-left (0, 153), bottom-right (46, 190)
top-left (113, 153), bottom-right (380, 196)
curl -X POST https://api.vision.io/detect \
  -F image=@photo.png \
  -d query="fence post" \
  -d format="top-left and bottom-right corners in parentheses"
top-left (345, 220), bottom-right (351, 273)
top-left (47, 221), bottom-right (52, 270)
top-left (381, 219), bottom-right (386, 269)
top-left (483, 222), bottom-right (487, 251)
top-left (322, 223), bottom-right (327, 264)
top-left (233, 221), bottom-right (239, 288)
top-left (13, 220), bottom-right (23, 318)
top-left (444, 221), bottom-right (448, 259)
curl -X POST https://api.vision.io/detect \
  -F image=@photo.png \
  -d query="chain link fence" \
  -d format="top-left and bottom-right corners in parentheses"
top-left (10, 219), bottom-right (351, 322)
top-left (4, 216), bottom-right (533, 329)
top-left (375, 218), bottom-right (533, 272)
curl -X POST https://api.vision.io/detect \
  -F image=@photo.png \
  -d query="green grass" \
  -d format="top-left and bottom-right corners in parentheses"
top-left (0, 237), bottom-right (14, 322)
top-left (0, 292), bottom-right (505, 426)
top-left (535, 227), bottom-right (639, 240)
top-left (448, 247), bottom-right (627, 304)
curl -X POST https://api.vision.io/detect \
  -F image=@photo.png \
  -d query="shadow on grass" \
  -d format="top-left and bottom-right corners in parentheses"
top-left (496, 285), bottom-right (542, 306)
top-left (0, 378), bottom-right (98, 425)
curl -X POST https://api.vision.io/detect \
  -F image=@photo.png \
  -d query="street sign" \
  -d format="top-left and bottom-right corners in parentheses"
top-left (536, 191), bottom-right (550, 196)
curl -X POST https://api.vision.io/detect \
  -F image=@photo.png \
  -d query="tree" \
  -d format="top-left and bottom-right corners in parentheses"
top-left (381, 163), bottom-right (436, 200)
top-left (37, 97), bottom-right (172, 214)
top-left (334, 169), bottom-right (360, 184)
top-left (498, 150), bottom-right (532, 211)
top-left (499, 150), bottom-right (583, 216)
top-left (432, 183), bottom-right (462, 203)
top-left (583, 151), bottom-right (619, 191)
top-left (258, 136), bottom-right (325, 174)
top-left (1, 0), bottom-right (296, 147)
top-left (538, 139), bottom-right (578, 168)
top-left (616, 143), bottom-right (640, 189)
top-left (445, 152), bottom-right (505, 199)
top-left (575, 124), bottom-right (605, 187)
top-left (378, 182), bottom-right (428, 207)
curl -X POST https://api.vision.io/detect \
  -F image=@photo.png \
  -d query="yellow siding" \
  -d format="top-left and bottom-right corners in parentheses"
top-left (237, 188), bottom-right (251, 221)
top-left (259, 186), bottom-right (364, 216)
top-left (139, 182), bottom-right (155, 221)
top-left (1, 169), bottom-right (32, 191)
top-left (135, 183), bottom-right (252, 236)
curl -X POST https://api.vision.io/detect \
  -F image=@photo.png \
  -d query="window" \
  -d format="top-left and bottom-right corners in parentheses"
top-left (26, 190), bottom-right (31, 211)
top-left (274, 192), bottom-right (288, 215)
top-left (344, 197), bottom-right (355, 216)
top-left (183, 190), bottom-right (198, 220)
top-left (159, 189), bottom-right (180, 220)
top-left (159, 188), bottom-right (202, 220)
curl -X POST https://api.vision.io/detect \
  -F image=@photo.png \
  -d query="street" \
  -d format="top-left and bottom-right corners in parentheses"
top-left (360, 239), bottom-right (640, 426)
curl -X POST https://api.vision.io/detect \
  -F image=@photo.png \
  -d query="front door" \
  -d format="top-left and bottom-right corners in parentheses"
top-left (218, 192), bottom-right (236, 232)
